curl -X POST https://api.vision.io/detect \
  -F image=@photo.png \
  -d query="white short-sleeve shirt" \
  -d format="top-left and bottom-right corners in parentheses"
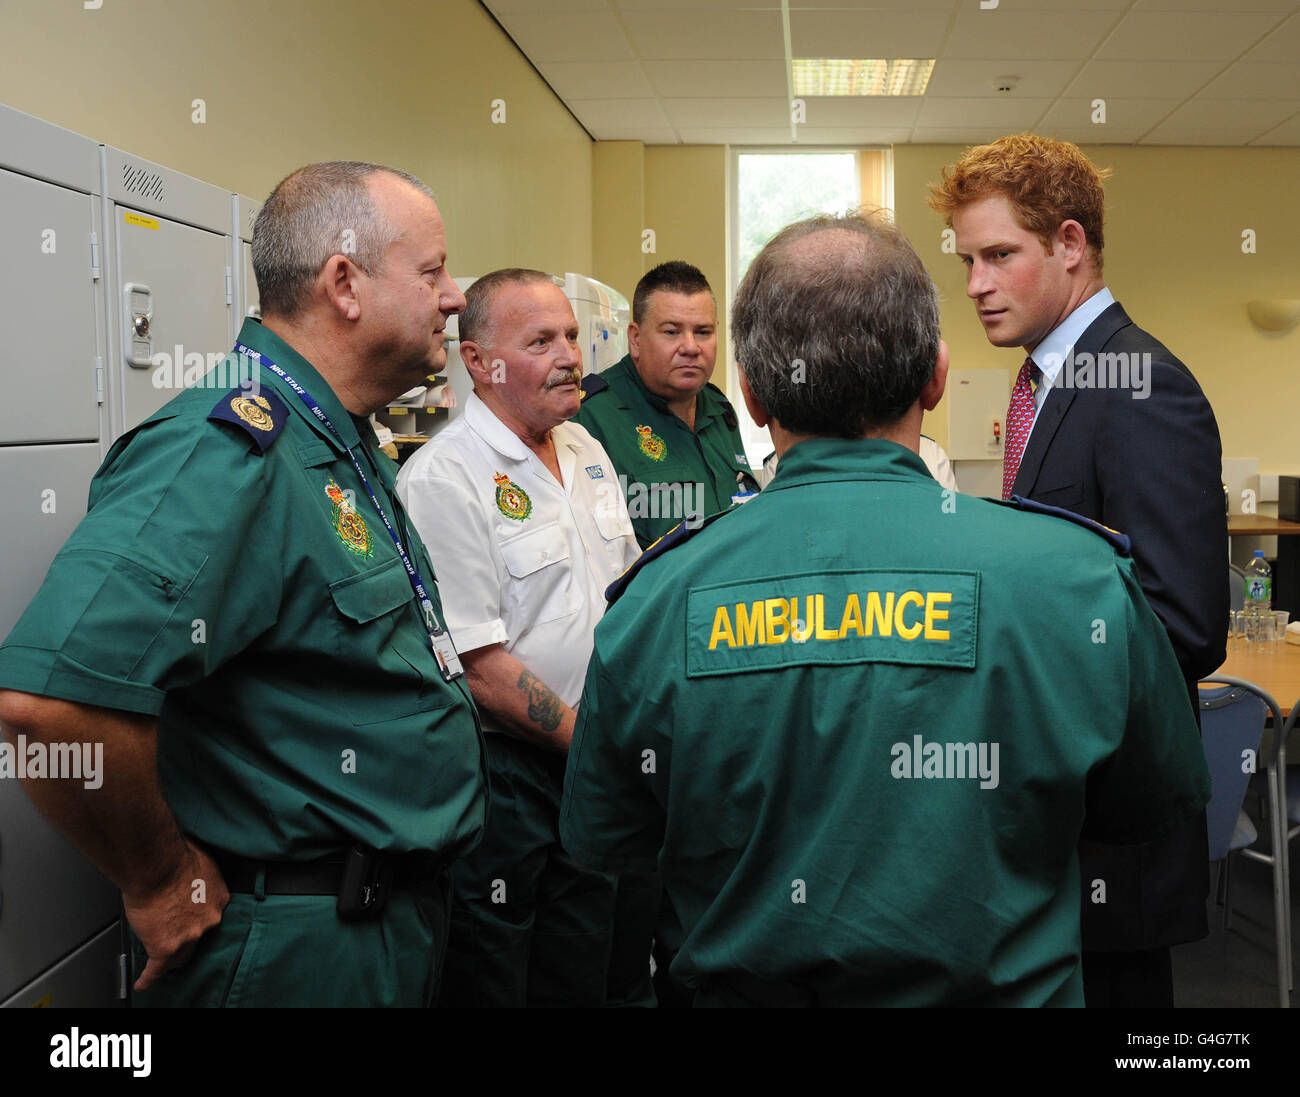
top-left (396, 392), bottom-right (641, 732)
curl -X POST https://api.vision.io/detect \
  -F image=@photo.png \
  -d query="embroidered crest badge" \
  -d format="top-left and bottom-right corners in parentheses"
top-left (636, 424), bottom-right (666, 462)
top-left (230, 394), bottom-right (275, 432)
top-left (494, 471), bottom-right (533, 521)
top-left (324, 478), bottom-right (373, 557)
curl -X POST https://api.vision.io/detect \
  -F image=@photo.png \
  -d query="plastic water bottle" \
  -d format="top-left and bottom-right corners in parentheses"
top-left (1243, 550), bottom-right (1272, 640)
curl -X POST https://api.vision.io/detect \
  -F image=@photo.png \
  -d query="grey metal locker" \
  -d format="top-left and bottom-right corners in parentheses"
top-left (1, 923), bottom-right (121, 1009)
top-left (0, 104), bottom-right (103, 447)
top-left (232, 193), bottom-right (262, 340)
top-left (0, 104), bottom-right (119, 1009)
top-left (100, 147), bottom-right (232, 440)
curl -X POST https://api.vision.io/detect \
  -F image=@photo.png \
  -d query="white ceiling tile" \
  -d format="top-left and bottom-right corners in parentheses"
top-left (1096, 12), bottom-right (1289, 61)
top-left (1064, 60), bottom-right (1224, 99)
top-left (619, 10), bottom-right (786, 60)
top-left (790, 11), bottom-right (951, 57)
top-left (1160, 97), bottom-right (1300, 129)
top-left (926, 59), bottom-right (1078, 99)
top-left (1200, 61), bottom-right (1300, 99)
top-left (538, 61), bottom-right (656, 100)
top-left (1243, 12), bottom-right (1300, 61)
top-left (1249, 111), bottom-right (1300, 144)
top-left (487, 0), bottom-right (611, 11)
top-left (790, 0), bottom-right (955, 9)
top-left (943, 10), bottom-right (1117, 60)
top-left (617, 0), bottom-right (779, 8)
top-left (802, 97), bottom-right (923, 127)
top-left (568, 98), bottom-right (673, 131)
top-left (662, 98), bottom-right (789, 127)
top-left (493, 10), bottom-right (634, 62)
top-left (916, 96), bottom-right (1054, 128)
top-left (1037, 98), bottom-right (1181, 131)
top-left (672, 128), bottom-right (795, 145)
top-left (1133, 0), bottom-right (1296, 10)
top-left (642, 59), bottom-right (789, 98)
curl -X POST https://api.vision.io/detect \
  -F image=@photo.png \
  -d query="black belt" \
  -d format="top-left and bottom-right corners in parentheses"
top-left (212, 848), bottom-right (446, 897)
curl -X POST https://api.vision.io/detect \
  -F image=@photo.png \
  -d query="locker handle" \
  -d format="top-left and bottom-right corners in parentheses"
top-left (123, 282), bottom-right (154, 369)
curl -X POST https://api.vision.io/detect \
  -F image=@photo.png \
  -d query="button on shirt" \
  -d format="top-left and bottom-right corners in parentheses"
top-left (396, 393), bottom-right (641, 733)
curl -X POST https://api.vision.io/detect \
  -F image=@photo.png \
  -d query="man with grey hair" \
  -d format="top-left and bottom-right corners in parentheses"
top-left (559, 211), bottom-right (1210, 1006)
top-left (398, 268), bottom-right (640, 1006)
top-left (0, 161), bottom-right (487, 1007)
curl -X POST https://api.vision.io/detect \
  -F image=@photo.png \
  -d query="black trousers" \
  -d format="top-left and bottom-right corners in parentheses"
top-left (1082, 946), bottom-right (1174, 1007)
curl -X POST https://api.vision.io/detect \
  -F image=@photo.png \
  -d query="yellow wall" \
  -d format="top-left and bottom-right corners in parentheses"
top-left (0, 0), bottom-right (593, 280)
top-left (592, 143), bottom-right (731, 390)
top-left (895, 144), bottom-right (1300, 475)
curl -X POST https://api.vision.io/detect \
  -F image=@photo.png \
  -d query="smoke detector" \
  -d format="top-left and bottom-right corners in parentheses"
top-left (992, 75), bottom-right (1019, 93)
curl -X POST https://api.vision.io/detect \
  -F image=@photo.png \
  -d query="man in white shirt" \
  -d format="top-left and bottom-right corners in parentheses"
top-left (396, 268), bottom-right (640, 1007)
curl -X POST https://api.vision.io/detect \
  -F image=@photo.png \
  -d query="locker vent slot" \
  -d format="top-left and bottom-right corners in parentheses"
top-left (121, 163), bottom-right (165, 202)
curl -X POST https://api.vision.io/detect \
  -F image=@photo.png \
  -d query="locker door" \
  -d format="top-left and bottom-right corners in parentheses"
top-left (242, 239), bottom-right (260, 321)
top-left (112, 206), bottom-right (230, 434)
top-left (0, 442), bottom-right (120, 1003)
top-left (0, 169), bottom-right (99, 444)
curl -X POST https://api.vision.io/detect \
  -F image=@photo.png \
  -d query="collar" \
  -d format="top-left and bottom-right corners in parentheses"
top-left (764, 437), bottom-right (934, 492)
top-left (1029, 286), bottom-right (1115, 390)
top-left (614, 353), bottom-right (718, 427)
top-left (236, 317), bottom-right (363, 452)
top-left (464, 391), bottom-right (584, 464)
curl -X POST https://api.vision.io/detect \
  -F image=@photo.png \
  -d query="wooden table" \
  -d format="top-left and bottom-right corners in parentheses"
top-left (1227, 515), bottom-right (1300, 536)
top-left (1212, 638), bottom-right (1300, 717)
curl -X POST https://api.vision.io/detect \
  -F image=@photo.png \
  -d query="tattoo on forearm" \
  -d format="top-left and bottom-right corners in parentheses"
top-left (516, 670), bottom-right (563, 733)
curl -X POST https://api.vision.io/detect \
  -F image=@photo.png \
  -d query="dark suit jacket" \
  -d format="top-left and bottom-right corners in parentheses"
top-left (1013, 301), bottom-right (1228, 951)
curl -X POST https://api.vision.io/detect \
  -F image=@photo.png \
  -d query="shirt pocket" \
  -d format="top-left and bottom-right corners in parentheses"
top-left (327, 556), bottom-right (452, 724)
top-left (499, 522), bottom-right (581, 628)
top-left (592, 503), bottom-right (636, 544)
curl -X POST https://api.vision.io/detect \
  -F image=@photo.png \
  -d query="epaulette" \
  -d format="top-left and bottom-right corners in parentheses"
top-left (995, 494), bottom-right (1131, 556)
top-left (605, 510), bottom-right (729, 605)
top-left (208, 387), bottom-right (289, 453)
top-left (579, 373), bottom-right (609, 402)
top-left (706, 382), bottom-right (739, 430)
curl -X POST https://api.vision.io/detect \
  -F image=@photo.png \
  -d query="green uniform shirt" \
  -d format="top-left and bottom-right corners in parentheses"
top-left (574, 354), bottom-right (755, 549)
top-left (560, 438), bottom-right (1210, 1006)
top-left (0, 319), bottom-right (487, 862)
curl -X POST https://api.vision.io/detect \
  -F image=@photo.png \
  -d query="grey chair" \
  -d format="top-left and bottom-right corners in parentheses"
top-left (1199, 675), bottom-right (1292, 1007)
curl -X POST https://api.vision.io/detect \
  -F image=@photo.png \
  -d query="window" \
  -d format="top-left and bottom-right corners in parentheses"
top-left (728, 149), bottom-right (891, 468)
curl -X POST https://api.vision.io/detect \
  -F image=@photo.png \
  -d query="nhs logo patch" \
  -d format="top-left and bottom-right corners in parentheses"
top-left (585, 465), bottom-right (605, 479)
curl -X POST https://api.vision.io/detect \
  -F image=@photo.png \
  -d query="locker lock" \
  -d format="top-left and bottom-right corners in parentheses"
top-left (123, 282), bottom-right (154, 369)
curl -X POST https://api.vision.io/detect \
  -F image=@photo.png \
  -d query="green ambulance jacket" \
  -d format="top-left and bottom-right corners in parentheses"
top-left (560, 438), bottom-right (1211, 1006)
top-left (0, 319), bottom-right (487, 862)
top-left (573, 354), bottom-right (756, 549)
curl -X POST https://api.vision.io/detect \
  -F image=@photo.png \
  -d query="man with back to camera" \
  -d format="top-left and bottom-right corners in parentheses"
top-left (575, 260), bottom-right (760, 551)
top-left (0, 162), bottom-right (487, 1006)
top-left (574, 259), bottom-right (761, 1006)
top-left (396, 268), bottom-right (641, 1007)
top-left (558, 210), bottom-right (1211, 1007)
top-left (930, 134), bottom-right (1228, 1007)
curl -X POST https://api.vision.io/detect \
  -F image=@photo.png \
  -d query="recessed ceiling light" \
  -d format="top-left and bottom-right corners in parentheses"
top-left (792, 59), bottom-right (934, 97)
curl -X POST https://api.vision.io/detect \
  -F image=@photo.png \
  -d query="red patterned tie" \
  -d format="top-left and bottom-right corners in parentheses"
top-left (1001, 358), bottom-right (1040, 500)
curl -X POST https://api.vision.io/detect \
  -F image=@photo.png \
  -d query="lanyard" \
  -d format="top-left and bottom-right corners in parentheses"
top-left (234, 342), bottom-right (463, 682)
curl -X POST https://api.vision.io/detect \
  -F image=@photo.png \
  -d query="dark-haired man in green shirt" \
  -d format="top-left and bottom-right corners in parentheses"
top-left (575, 261), bottom-right (759, 551)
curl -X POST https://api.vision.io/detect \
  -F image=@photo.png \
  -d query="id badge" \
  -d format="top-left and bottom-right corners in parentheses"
top-left (431, 628), bottom-right (464, 681)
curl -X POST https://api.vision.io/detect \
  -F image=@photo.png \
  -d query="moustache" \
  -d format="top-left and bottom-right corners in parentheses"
top-left (544, 369), bottom-right (583, 390)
